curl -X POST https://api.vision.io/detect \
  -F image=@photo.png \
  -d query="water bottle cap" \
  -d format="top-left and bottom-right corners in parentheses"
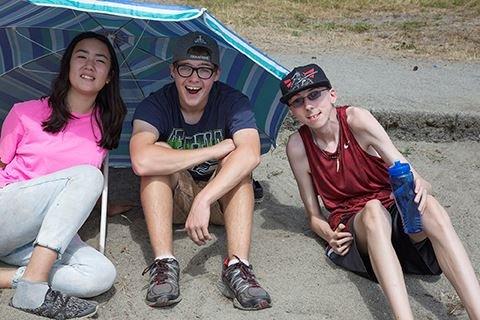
top-left (388, 160), bottom-right (411, 177)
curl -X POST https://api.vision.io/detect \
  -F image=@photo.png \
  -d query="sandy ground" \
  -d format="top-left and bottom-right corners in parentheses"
top-left (1, 128), bottom-right (479, 319)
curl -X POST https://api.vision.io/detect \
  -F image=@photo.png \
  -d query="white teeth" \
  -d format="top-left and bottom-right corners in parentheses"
top-left (308, 113), bottom-right (320, 120)
top-left (186, 86), bottom-right (200, 90)
top-left (81, 74), bottom-right (94, 80)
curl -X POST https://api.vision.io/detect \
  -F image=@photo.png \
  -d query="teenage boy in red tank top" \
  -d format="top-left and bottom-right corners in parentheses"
top-left (281, 64), bottom-right (480, 319)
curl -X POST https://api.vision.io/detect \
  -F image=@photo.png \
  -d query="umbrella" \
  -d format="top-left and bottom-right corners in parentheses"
top-left (0, 0), bottom-right (289, 252)
top-left (0, 0), bottom-right (289, 165)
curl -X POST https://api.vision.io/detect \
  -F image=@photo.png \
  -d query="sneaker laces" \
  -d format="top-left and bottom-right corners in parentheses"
top-left (142, 260), bottom-right (169, 285)
top-left (231, 255), bottom-right (260, 288)
top-left (49, 289), bottom-right (71, 307)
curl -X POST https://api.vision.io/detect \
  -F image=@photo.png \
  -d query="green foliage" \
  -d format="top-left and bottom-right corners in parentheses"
top-left (417, 0), bottom-right (472, 9)
top-left (401, 20), bottom-right (427, 31)
top-left (400, 146), bottom-right (413, 156)
top-left (346, 22), bottom-right (373, 33)
top-left (314, 22), bottom-right (339, 31)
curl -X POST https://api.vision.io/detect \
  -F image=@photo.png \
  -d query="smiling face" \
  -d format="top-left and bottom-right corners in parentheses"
top-left (288, 86), bottom-right (337, 129)
top-left (170, 59), bottom-right (219, 111)
top-left (68, 38), bottom-right (111, 99)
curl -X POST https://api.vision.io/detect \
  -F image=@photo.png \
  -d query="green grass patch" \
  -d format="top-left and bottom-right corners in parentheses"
top-left (313, 22), bottom-right (340, 31)
top-left (346, 22), bottom-right (373, 33)
top-left (400, 146), bottom-right (413, 156)
top-left (400, 20), bottom-right (427, 31)
top-left (418, 0), bottom-right (472, 8)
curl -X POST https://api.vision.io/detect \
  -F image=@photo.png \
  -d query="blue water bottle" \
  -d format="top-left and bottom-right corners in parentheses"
top-left (388, 161), bottom-right (422, 234)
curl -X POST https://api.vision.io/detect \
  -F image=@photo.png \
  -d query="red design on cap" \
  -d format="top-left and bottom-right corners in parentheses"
top-left (283, 78), bottom-right (293, 89)
top-left (303, 68), bottom-right (316, 78)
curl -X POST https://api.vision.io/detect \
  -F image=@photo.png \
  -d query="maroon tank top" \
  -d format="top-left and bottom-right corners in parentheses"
top-left (299, 106), bottom-right (394, 230)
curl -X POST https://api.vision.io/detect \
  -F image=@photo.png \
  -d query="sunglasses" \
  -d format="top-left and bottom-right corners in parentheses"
top-left (175, 64), bottom-right (216, 80)
top-left (288, 88), bottom-right (330, 109)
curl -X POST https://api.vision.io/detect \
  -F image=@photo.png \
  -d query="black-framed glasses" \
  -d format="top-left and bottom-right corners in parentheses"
top-left (289, 88), bottom-right (330, 109)
top-left (175, 64), bottom-right (216, 79)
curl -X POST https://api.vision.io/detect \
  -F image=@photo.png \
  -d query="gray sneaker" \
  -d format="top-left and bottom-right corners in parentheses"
top-left (9, 288), bottom-right (98, 319)
top-left (217, 256), bottom-right (272, 310)
top-left (142, 258), bottom-right (181, 307)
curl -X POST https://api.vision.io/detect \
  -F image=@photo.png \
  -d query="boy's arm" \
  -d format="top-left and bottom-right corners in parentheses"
top-left (195, 128), bottom-right (261, 203)
top-left (130, 119), bottom-right (235, 176)
top-left (287, 133), bottom-right (353, 255)
top-left (347, 107), bottom-right (432, 211)
top-left (185, 128), bottom-right (261, 245)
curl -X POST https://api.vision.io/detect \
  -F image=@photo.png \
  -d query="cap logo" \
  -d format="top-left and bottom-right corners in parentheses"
top-left (194, 35), bottom-right (207, 45)
top-left (188, 54), bottom-right (210, 61)
top-left (283, 68), bottom-right (317, 90)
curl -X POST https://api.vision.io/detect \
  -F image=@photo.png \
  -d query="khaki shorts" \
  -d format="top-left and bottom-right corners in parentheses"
top-left (172, 170), bottom-right (224, 225)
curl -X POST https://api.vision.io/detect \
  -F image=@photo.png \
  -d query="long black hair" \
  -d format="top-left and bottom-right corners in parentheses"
top-left (42, 31), bottom-right (126, 150)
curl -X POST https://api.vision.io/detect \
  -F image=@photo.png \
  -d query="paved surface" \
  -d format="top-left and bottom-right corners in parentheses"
top-left (274, 52), bottom-right (480, 116)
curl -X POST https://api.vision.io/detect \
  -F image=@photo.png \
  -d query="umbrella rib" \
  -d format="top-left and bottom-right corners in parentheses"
top-left (81, 11), bottom-right (105, 32)
top-left (13, 28), bottom-right (64, 58)
top-left (118, 20), bottom-right (149, 69)
top-left (68, 11), bottom-right (147, 97)
top-left (113, 21), bottom-right (153, 98)
top-left (3, 9), bottom-right (106, 76)
top-left (0, 30), bottom-right (64, 77)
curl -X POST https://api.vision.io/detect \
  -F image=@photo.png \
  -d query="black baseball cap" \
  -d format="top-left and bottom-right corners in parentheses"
top-left (171, 31), bottom-right (220, 67)
top-left (280, 64), bottom-right (332, 104)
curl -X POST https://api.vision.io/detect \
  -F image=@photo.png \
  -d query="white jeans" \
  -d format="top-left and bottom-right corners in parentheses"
top-left (0, 165), bottom-right (116, 298)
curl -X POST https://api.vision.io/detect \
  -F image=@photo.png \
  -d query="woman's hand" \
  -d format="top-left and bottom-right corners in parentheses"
top-left (328, 223), bottom-right (354, 256)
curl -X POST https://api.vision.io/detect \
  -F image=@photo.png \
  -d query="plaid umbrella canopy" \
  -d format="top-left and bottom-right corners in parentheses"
top-left (0, 0), bottom-right (289, 168)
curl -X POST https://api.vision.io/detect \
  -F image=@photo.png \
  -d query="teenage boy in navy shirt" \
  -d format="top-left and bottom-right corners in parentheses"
top-left (130, 32), bottom-right (271, 311)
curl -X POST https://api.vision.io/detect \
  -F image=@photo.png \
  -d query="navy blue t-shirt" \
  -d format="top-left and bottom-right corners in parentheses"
top-left (133, 81), bottom-right (257, 180)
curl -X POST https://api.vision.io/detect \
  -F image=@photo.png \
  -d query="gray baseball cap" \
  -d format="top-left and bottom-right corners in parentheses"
top-left (171, 31), bottom-right (220, 67)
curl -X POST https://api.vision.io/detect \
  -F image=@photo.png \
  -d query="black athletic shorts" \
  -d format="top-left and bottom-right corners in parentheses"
top-left (325, 205), bottom-right (442, 282)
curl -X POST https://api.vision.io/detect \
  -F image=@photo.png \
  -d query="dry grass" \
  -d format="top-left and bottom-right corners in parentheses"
top-left (143, 0), bottom-right (480, 61)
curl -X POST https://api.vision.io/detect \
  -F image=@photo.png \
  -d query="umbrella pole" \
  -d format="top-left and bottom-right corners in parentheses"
top-left (99, 154), bottom-right (109, 254)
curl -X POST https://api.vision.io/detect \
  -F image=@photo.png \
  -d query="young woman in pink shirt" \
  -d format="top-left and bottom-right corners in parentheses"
top-left (0, 31), bottom-right (126, 319)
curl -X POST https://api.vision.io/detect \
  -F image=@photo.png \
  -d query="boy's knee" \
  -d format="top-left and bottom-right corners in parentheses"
top-left (424, 195), bottom-right (441, 213)
top-left (423, 195), bottom-right (452, 233)
top-left (364, 199), bottom-right (382, 211)
top-left (360, 200), bottom-right (390, 232)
